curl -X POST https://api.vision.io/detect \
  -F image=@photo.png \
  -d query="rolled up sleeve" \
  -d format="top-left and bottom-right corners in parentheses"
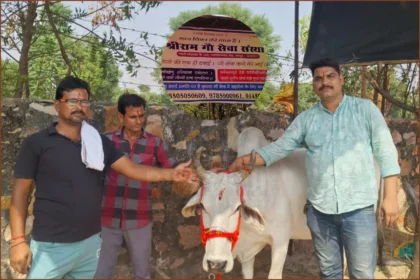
top-left (256, 113), bottom-right (306, 167)
top-left (368, 102), bottom-right (401, 177)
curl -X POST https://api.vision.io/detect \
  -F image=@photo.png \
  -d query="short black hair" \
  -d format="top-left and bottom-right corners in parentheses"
top-left (117, 93), bottom-right (147, 115)
top-left (309, 58), bottom-right (341, 76)
top-left (55, 76), bottom-right (91, 100)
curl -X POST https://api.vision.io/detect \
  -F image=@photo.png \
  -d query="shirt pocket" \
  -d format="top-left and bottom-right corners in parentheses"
top-left (304, 131), bottom-right (326, 149)
top-left (131, 153), bottom-right (156, 166)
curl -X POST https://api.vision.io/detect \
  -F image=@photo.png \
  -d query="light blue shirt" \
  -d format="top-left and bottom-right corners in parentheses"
top-left (256, 95), bottom-right (400, 214)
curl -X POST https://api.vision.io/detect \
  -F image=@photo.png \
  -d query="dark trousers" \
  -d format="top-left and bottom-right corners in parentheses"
top-left (94, 222), bottom-right (153, 279)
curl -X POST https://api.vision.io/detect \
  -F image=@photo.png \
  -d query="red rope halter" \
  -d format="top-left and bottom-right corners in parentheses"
top-left (199, 185), bottom-right (244, 250)
top-left (199, 171), bottom-right (245, 280)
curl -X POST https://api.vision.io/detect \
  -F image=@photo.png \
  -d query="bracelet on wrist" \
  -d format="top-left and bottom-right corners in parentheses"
top-left (241, 156), bottom-right (252, 174)
top-left (10, 240), bottom-right (26, 249)
top-left (8, 235), bottom-right (26, 245)
top-left (11, 235), bottom-right (25, 241)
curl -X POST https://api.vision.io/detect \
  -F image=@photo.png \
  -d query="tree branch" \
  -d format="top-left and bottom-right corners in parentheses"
top-left (1, 1), bottom-right (60, 24)
top-left (70, 2), bottom-right (114, 20)
top-left (14, 1), bottom-right (38, 98)
top-left (402, 64), bottom-right (416, 118)
top-left (28, 30), bottom-right (96, 60)
top-left (9, 36), bottom-right (22, 54)
top-left (50, 11), bottom-right (128, 59)
top-left (51, 10), bottom-right (159, 65)
top-left (1, 3), bottom-right (25, 25)
top-left (31, 10), bottom-right (48, 46)
top-left (45, 1), bottom-right (75, 76)
top-left (365, 71), bottom-right (418, 116)
top-left (1, 48), bottom-right (19, 63)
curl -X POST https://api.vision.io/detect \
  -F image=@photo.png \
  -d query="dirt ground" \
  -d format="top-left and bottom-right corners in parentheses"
top-left (219, 246), bottom-right (413, 279)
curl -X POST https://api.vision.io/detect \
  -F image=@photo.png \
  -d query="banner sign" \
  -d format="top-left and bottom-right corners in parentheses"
top-left (161, 15), bottom-right (268, 104)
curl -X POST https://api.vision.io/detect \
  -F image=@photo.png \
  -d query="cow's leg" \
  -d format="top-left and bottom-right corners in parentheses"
top-left (268, 237), bottom-right (290, 279)
top-left (268, 226), bottom-right (291, 279)
top-left (241, 257), bottom-right (255, 279)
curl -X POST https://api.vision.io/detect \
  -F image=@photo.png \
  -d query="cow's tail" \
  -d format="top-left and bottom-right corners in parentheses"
top-left (376, 176), bottom-right (385, 270)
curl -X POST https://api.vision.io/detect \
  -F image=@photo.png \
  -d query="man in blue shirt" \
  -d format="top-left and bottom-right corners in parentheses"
top-left (229, 58), bottom-right (400, 279)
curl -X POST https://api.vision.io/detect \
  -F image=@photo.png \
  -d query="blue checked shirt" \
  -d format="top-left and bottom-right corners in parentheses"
top-left (256, 95), bottom-right (400, 214)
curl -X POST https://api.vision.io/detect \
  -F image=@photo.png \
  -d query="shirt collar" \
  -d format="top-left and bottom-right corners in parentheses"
top-left (115, 126), bottom-right (150, 140)
top-left (47, 122), bottom-right (59, 135)
top-left (318, 94), bottom-right (348, 114)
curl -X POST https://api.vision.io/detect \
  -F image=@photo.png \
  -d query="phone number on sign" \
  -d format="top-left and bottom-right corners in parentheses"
top-left (169, 93), bottom-right (260, 99)
top-left (168, 93), bottom-right (207, 99)
top-left (208, 93), bottom-right (260, 99)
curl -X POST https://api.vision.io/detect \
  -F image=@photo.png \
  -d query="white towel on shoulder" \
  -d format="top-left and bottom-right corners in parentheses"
top-left (81, 121), bottom-right (104, 171)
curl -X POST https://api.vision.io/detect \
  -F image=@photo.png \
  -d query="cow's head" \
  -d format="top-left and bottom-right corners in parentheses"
top-left (181, 147), bottom-right (265, 274)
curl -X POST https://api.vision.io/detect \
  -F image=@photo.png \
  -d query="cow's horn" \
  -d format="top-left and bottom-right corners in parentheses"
top-left (194, 147), bottom-right (208, 182)
top-left (239, 150), bottom-right (257, 181)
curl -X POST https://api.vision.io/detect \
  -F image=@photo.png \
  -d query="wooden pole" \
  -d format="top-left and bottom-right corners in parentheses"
top-left (293, 1), bottom-right (299, 118)
top-left (361, 65), bottom-right (367, 98)
top-left (373, 64), bottom-right (382, 106)
top-left (289, 1), bottom-right (300, 255)
top-left (411, 3), bottom-right (420, 278)
top-left (410, 47), bottom-right (420, 279)
top-left (381, 65), bottom-right (389, 115)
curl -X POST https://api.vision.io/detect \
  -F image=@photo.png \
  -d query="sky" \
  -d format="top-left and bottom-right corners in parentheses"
top-left (3, 1), bottom-right (313, 91)
top-left (65, 1), bottom-right (313, 90)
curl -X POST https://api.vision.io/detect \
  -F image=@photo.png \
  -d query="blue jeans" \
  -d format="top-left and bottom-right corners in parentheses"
top-left (306, 202), bottom-right (377, 279)
top-left (27, 233), bottom-right (102, 279)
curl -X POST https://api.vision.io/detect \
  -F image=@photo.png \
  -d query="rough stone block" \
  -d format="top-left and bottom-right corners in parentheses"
top-left (177, 225), bottom-right (201, 249)
top-left (153, 213), bottom-right (165, 223)
top-left (1, 99), bottom-right (417, 279)
top-left (392, 130), bottom-right (402, 144)
top-left (152, 202), bottom-right (165, 210)
top-left (403, 132), bottom-right (416, 146)
top-left (400, 159), bottom-right (413, 176)
top-left (156, 241), bottom-right (168, 253)
top-left (145, 114), bottom-right (164, 141)
top-left (170, 257), bottom-right (185, 270)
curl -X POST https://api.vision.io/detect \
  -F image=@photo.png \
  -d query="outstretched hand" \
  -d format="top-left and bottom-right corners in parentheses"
top-left (228, 157), bottom-right (243, 173)
top-left (174, 160), bottom-right (200, 187)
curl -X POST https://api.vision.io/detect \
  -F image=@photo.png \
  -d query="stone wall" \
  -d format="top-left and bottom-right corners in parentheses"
top-left (1, 98), bottom-right (418, 279)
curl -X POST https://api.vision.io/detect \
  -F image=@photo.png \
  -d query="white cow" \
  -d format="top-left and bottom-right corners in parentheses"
top-left (182, 127), bottom-right (384, 279)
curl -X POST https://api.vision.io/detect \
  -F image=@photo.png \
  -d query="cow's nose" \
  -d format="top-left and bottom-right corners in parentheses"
top-left (207, 260), bottom-right (227, 272)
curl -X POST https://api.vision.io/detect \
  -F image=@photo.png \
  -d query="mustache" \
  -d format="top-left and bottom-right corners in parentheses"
top-left (71, 111), bottom-right (85, 116)
top-left (320, 85), bottom-right (333, 90)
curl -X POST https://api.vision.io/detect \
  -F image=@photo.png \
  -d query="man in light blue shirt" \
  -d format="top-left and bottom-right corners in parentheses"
top-left (229, 58), bottom-right (400, 279)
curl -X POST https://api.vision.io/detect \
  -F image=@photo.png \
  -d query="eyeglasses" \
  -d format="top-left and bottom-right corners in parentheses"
top-left (59, 98), bottom-right (90, 107)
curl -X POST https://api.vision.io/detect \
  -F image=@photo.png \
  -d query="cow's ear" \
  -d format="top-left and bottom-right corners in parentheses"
top-left (242, 204), bottom-right (265, 232)
top-left (181, 187), bottom-right (202, 217)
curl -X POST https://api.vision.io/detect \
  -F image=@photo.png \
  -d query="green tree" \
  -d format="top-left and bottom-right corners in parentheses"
top-left (150, 3), bottom-right (282, 119)
top-left (24, 32), bottom-right (123, 101)
top-left (138, 84), bottom-right (152, 94)
top-left (1, 1), bottom-right (162, 98)
top-left (1, 59), bottom-right (19, 97)
top-left (254, 82), bottom-right (278, 109)
top-left (167, 3), bottom-right (282, 76)
top-left (152, 2), bottom-right (282, 84)
top-left (138, 84), bottom-right (173, 106)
